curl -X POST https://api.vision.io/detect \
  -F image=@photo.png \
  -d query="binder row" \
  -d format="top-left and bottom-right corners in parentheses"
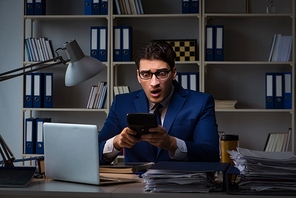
top-left (25, 38), bottom-right (54, 62)
top-left (265, 72), bottom-right (292, 109)
top-left (182, 0), bottom-right (199, 14)
top-left (176, 72), bottom-right (199, 92)
top-left (86, 81), bottom-right (107, 109)
top-left (115, 0), bottom-right (144, 15)
top-left (114, 85), bottom-right (130, 96)
top-left (24, 73), bottom-right (53, 108)
top-left (113, 26), bottom-right (133, 61)
top-left (268, 34), bottom-right (292, 62)
top-left (84, 0), bottom-right (108, 15)
top-left (25, 0), bottom-right (46, 15)
top-left (25, 117), bottom-right (51, 154)
top-left (90, 26), bottom-right (108, 62)
top-left (206, 25), bottom-right (224, 61)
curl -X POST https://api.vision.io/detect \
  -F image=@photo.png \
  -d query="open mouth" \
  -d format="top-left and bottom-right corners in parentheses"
top-left (151, 89), bottom-right (161, 97)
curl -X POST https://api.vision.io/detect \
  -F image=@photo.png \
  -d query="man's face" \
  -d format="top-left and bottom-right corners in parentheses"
top-left (137, 59), bottom-right (177, 104)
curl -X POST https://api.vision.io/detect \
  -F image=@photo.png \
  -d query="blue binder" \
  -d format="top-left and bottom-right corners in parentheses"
top-left (206, 25), bottom-right (215, 61)
top-left (25, 0), bottom-right (34, 15)
top-left (44, 73), bottom-right (53, 108)
top-left (265, 73), bottom-right (274, 109)
top-left (90, 26), bottom-right (99, 59)
top-left (84, 0), bottom-right (92, 15)
top-left (122, 26), bottom-right (132, 61)
top-left (24, 74), bottom-right (33, 108)
top-left (274, 72), bottom-right (284, 109)
top-left (284, 72), bottom-right (292, 109)
top-left (92, 0), bottom-right (101, 15)
top-left (179, 72), bottom-right (189, 89)
top-left (188, 72), bottom-right (199, 91)
top-left (101, 0), bottom-right (108, 15)
top-left (182, 0), bottom-right (191, 14)
top-left (25, 118), bottom-right (36, 154)
top-left (36, 118), bottom-right (51, 154)
top-left (33, 73), bottom-right (44, 108)
top-left (113, 26), bottom-right (122, 61)
top-left (99, 26), bottom-right (107, 62)
top-left (34, 0), bottom-right (46, 15)
top-left (191, 0), bottom-right (199, 13)
top-left (215, 25), bottom-right (224, 61)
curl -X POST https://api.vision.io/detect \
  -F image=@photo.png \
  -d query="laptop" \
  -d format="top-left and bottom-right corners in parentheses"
top-left (43, 122), bottom-right (137, 185)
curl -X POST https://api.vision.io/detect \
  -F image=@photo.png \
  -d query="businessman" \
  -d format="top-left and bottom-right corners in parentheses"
top-left (99, 40), bottom-right (219, 164)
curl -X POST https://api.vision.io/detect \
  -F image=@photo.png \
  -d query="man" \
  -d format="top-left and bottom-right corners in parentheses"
top-left (99, 40), bottom-right (219, 164)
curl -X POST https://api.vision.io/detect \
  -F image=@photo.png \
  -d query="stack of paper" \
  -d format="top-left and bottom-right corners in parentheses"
top-left (215, 100), bottom-right (238, 109)
top-left (228, 148), bottom-right (296, 193)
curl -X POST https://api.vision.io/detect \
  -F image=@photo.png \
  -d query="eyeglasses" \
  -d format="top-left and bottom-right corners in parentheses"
top-left (139, 69), bottom-right (172, 80)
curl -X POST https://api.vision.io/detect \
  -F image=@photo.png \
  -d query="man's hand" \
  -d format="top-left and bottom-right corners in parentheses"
top-left (141, 126), bottom-right (178, 155)
top-left (113, 127), bottom-right (140, 150)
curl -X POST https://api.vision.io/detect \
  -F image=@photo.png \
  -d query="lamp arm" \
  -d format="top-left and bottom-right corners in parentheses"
top-left (0, 56), bottom-right (69, 82)
top-left (0, 135), bottom-right (15, 167)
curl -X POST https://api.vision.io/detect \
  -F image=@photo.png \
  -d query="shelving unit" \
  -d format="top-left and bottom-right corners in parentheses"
top-left (20, 0), bottom-right (296, 159)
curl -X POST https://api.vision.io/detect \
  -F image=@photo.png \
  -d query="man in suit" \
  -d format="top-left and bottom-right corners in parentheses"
top-left (99, 40), bottom-right (219, 164)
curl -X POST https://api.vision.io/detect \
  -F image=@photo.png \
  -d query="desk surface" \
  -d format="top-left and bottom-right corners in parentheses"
top-left (0, 174), bottom-right (294, 198)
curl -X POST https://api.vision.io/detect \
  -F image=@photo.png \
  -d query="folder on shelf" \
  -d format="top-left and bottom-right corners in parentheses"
top-left (191, 0), bottom-right (199, 13)
top-left (84, 0), bottom-right (92, 15)
top-left (44, 73), bottom-right (53, 108)
top-left (265, 73), bottom-right (274, 109)
top-left (284, 72), bottom-right (292, 109)
top-left (99, 82), bottom-right (107, 109)
top-left (90, 26), bottom-right (99, 59)
top-left (101, 0), bottom-right (108, 15)
top-left (36, 118), bottom-right (51, 154)
top-left (25, 118), bottom-right (36, 154)
top-left (274, 72), bottom-right (284, 109)
top-left (179, 72), bottom-right (189, 90)
top-left (24, 74), bottom-right (33, 108)
top-left (114, 26), bottom-right (122, 61)
top-left (34, 0), bottom-right (46, 15)
top-left (25, 0), bottom-right (34, 15)
top-left (33, 73), bottom-right (44, 108)
top-left (115, 0), bottom-right (121, 14)
top-left (189, 72), bottom-right (199, 91)
top-left (206, 25), bottom-right (214, 61)
top-left (182, 0), bottom-right (191, 14)
top-left (99, 26), bottom-right (107, 62)
top-left (92, 0), bottom-right (101, 15)
top-left (138, 0), bottom-right (144, 14)
top-left (122, 26), bottom-right (132, 61)
top-left (215, 25), bottom-right (224, 61)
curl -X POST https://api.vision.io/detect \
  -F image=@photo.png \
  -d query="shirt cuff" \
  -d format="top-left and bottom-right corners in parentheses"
top-left (169, 138), bottom-right (188, 160)
top-left (103, 136), bottom-right (121, 160)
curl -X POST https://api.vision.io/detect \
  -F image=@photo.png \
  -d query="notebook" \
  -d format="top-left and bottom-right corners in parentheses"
top-left (43, 122), bottom-right (137, 185)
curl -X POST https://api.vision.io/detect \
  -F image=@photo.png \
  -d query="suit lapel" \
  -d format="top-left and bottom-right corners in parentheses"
top-left (134, 90), bottom-right (149, 113)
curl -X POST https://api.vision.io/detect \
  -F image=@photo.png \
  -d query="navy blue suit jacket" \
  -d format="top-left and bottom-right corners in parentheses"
top-left (99, 81), bottom-right (219, 164)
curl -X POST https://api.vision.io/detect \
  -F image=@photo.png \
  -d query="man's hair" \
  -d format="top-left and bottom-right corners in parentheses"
top-left (135, 40), bottom-right (176, 70)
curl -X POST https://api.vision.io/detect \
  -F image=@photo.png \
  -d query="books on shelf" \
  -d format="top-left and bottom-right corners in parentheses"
top-left (264, 128), bottom-right (292, 152)
top-left (115, 0), bottom-right (144, 15)
top-left (214, 100), bottom-right (237, 109)
top-left (25, 38), bottom-right (54, 62)
top-left (114, 85), bottom-right (130, 96)
top-left (86, 81), bottom-right (107, 109)
top-left (268, 34), bottom-right (292, 62)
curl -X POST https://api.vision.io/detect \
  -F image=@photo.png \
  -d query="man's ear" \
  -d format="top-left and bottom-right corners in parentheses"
top-left (172, 67), bottom-right (177, 80)
top-left (137, 70), bottom-right (141, 83)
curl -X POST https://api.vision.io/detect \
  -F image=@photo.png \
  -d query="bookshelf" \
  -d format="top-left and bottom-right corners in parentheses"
top-left (20, 0), bottom-right (296, 159)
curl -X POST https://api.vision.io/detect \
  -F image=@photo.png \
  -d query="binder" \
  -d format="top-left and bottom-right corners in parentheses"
top-left (283, 72), bottom-right (292, 109)
top-left (215, 25), bottom-right (224, 61)
top-left (90, 26), bottom-right (99, 59)
top-left (274, 72), bottom-right (284, 109)
top-left (99, 26), bottom-right (107, 62)
top-left (25, 118), bottom-right (36, 154)
top-left (206, 25), bottom-right (214, 61)
top-left (191, 0), bottom-right (199, 13)
top-left (265, 73), bottom-right (274, 109)
top-left (24, 74), bottom-right (33, 108)
top-left (189, 72), bottom-right (199, 91)
top-left (34, 0), bottom-right (46, 15)
top-left (25, 0), bottom-right (34, 15)
top-left (33, 73), bottom-right (44, 108)
top-left (180, 72), bottom-right (189, 89)
top-left (92, 0), bottom-right (101, 15)
top-left (44, 73), bottom-right (53, 108)
top-left (113, 26), bottom-right (122, 61)
top-left (84, 0), bottom-right (92, 15)
top-left (182, 0), bottom-right (191, 14)
top-left (101, 0), bottom-right (108, 15)
top-left (36, 118), bottom-right (51, 154)
top-left (115, 0), bottom-right (121, 14)
top-left (122, 26), bottom-right (132, 61)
